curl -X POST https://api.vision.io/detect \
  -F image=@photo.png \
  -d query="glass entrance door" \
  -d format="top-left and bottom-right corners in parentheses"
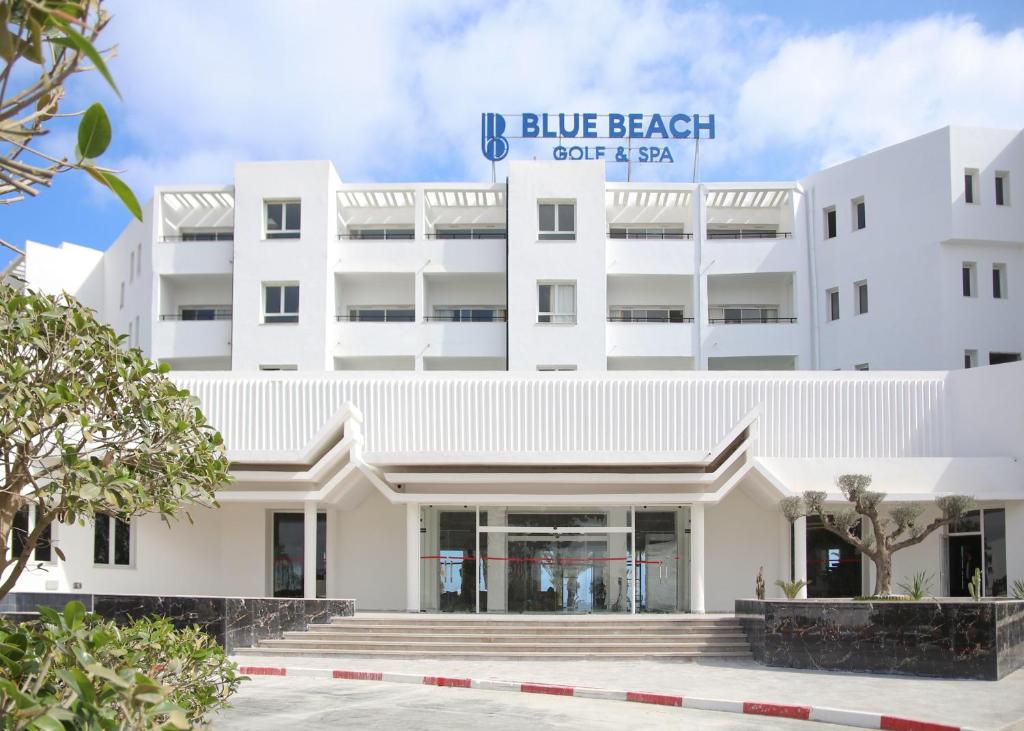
top-left (505, 534), bottom-right (614, 612)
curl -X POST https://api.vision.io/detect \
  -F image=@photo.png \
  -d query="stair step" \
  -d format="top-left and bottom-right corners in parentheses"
top-left (318, 622), bottom-right (740, 633)
top-left (234, 646), bottom-right (753, 660)
top-left (283, 631), bottom-right (748, 643)
top-left (259, 639), bottom-right (751, 651)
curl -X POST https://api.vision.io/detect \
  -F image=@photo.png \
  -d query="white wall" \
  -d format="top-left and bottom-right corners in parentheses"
top-left (332, 490), bottom-right (407, 610)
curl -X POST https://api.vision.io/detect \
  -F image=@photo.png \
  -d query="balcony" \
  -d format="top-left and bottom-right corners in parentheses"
top-left (606, 319), bottom-right (693, 360)
top-left (155, 190), bottom-right (234, 274)
top-left (152, 317), bottom-right (231, 362)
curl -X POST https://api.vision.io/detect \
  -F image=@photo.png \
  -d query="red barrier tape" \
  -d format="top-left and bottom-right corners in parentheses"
top-left (240, 666), bottom-right (287, 676)
top-left (332, 670), bottom-right (383, 681)
top-left (521, 683), bottom-right (575, 696)
top-left (743, 701), bottom-right (812, 720)
top-left (626, 691), bottom-right (683, 707)
top-left (881, 717), bottom-right (960, 731)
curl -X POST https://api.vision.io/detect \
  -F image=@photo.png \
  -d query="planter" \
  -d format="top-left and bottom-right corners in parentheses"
top-left (736, 598), bottom-right (1024, 680)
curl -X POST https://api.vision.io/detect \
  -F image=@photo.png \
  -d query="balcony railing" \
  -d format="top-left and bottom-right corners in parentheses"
top-left (706, 231), bottom-right (792, 240)
top-left (160, 310), bottom-right (232, 321)
top-left (338, 231), bottom-right (415, 240)
top-left (336, 312), bottom-right (416, 322)
top-left (425, 231), bottom-right (507, 240)
top-left (425, 312), bottom-right (507, 322)
top-left (608, 230), bottom-right (692, 240)
top-left (607, 315), bottom-right (694, 323)
top-left (161, 232), bottom-right (234, 242)
top-left (709, 317), bottom-right (797, 324)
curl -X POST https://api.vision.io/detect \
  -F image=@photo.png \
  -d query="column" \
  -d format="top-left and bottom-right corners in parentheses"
top-left (406, 503), bottom-right (421, 612)
top-left (690, 503), bottom-right (705, 613)
top-left (794, 515), bottom-right (808, 598)
top-left (303, 501), bottom-right (317, 599)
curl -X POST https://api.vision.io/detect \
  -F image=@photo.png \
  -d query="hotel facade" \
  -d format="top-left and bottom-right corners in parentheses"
top-left (3, 125), bottom-right (1023, 614)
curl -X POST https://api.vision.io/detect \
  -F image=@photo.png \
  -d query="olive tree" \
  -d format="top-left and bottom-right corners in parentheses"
top-left (0, 283), bottom-right (232, 598)
top-left (780, 474), bottom-right (974, 597)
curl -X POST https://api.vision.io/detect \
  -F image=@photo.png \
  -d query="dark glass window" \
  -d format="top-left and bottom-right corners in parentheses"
top-left (984, 509), bottom-right (1006, 596)
top-left (35, 508), bottom-right (51, 562)
top-left (995, 175), bottom-right (1006, 205)
top-left (962, 265), bottom-right (973, 297)
top-left (993, 267), bottom-right (1004, 299)
top-left (11, 505), bottom-right (28, 559)
top-left (266, 201), bottom-right (301, 239)
top-left (264, 285), bottom-right (300, 323)
top-left (829, 290), bottom-right (840, 321)
top-left (272, 512), bottom-right (327, 598)
top-left (857, 283), bottom-right (868, 314)
top-left (855, 201), bottom-right (866, 230)
top-left (807, 516), bottom-right (861, 597)
top-left (965, 174), bottom-right (974, 203)
top-left (825, 208), bottom-right (837, 239)
top-left (181, 308), bottom-right (215, 321)
top-left (114, 519), bottom-right (131, 565)
top-left (94, 514), bottom-right (110, 564)
top-left (989, 352), bottom-right (1022, 365)
top-left (538, 202), bottom-right (576, 240)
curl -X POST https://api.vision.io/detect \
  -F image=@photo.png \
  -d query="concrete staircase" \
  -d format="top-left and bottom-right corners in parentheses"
top-left (234, 614), bottom-right (752, 660)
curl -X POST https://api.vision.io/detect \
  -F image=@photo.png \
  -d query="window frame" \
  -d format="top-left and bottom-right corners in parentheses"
top-left (992, 264), bottom-right (1007, 299)
top-left (823, 206), bottom-right (837, 240)
top-left (537, 281), bottom-right (577, 324)
top-left (962, 262), bottom-right (977, 298)
top-left (93, 513), bottom-right (134, 568)
top-left (262, 282), bottom-right (300, 324)
top-left (854, 363), bottom-right (869, 371)
top-left (264, 199), bottom-right (302, 240)
top-left (851, 197), bottom-right (866, 231)
top-left (854, 280), bottom-right (869, 315)
top-left (964, 349), bottom-right (978, 369)
top-left (538, 201), bottom-right (576, 241)
top-left (964, 169), bottom-right (978, 204)
top-left (995, 171), bottom-right (1009, 206)
top-left (8, 505), bottom-right (55, 565)
top-left (827, 288), bottom-right (840, 321)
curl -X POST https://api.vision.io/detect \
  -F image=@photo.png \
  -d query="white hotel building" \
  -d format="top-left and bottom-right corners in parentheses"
top-left (4, 125), bottom-right (1024, 614)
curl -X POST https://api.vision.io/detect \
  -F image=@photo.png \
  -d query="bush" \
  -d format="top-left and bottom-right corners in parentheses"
top-left (774, 579), bottom-right (807, 599)
top-left (0, 601), bottom-right (243, 729)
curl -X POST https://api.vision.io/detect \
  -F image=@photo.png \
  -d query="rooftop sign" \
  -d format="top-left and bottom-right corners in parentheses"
top-left (481, 112), bottom-right (714, 164)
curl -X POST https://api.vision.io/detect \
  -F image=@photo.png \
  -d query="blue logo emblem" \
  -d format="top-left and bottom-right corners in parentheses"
top-left (481, 113), bottom-right (509, 162)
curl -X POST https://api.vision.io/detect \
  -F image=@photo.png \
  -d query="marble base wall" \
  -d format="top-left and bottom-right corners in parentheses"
top-left (4, 592), bottom-right (355, 653)
top-left (736, 598), bottom-right (1024, 680)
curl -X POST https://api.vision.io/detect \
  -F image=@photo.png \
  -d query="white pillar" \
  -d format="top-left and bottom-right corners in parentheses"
top-left (303, 501), bottom-right (318, 599)
top-left (794, 515), bottom-right (808, 598)
top-left (690, 503), bottom-right (705, 613)
top-left (406, 503), bottom-right (421, 612)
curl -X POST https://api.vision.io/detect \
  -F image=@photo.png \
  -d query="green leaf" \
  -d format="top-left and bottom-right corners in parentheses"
top-left (84, 167), bottom-right (142, 221)
top-left (77, 104), bottom-right (112, 160)
top-left (63, 600), bottom-right (86, 629)
top-left (52, 19), bottom-right (121, 98)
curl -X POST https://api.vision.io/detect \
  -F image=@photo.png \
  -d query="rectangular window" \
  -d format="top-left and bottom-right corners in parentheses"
top-left (989, 352), bottom-right (1022, 365)
top-left (129, 252), bottom-right (135, 282)
top-left (537, 365), bottom-right (577, 372)
top-left (537, 282), bottom-right (576, 324)
top-left (93, 514), bottom-right (131, 566)
top-left (136, 244), bottom-right (142, 275)
top-left (179, 307), bottom-right (231, 321)
top-left (538, 202), bottom-right (576, 240)
top-left (962, 262), bottom-right (977, 297)
top-left (272, 512), bottom-right (326, 598)
top-left (992, 264), bottom-right (1007, 299)
top-left (431, 306), bottom-right (507, 322)
top-left (607, 306), bottom-right (687, 323)
top-left (824, 206), bottom-right (837, 239)
top-left (964, 169), bottom-right (977, 204)
top-left (995, 171), bottom-right (1008, 206)
top-left (852, 197), bottom-right (866, 230)
top-left (10, 506), bottom-right (52, 563)
top-left (265, 200), bottom-right (301, 239)
top-left (709, 306), bottom-right (780, 323)
top-left (263, 284), bottom-right (300, 323)
top-left (347, 227), bottom-right (415, 240)
top-left (854, 363), bottom-right (869, 371)
top-left (119, 282), bottom-right (125, 308)
top-left (346, 307), bottom-right (415, 322)
top-left (180, 230), bottom-right (234, 241)
top-left (855, 280), bottom-right (868, 315)
top-left (827, 288), bottom-right (840, 321)
top-left (259, 364), bottom-right (298, 371)
top-left (964, 349), bottom-right (978, 369)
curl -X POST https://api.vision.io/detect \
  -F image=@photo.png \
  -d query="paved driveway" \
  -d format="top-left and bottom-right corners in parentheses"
top-left (213, 676), bottom-right (851, 730)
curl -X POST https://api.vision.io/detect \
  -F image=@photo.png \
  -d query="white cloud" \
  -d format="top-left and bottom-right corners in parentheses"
top-left (89, 2), bottom-right (1023, 193)
top-left (735, 16), bottom-right (1024, 171)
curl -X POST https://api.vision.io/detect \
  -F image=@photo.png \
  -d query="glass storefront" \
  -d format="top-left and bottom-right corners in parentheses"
top-left (948, 508), bottom-right (1007, 597)
top-left (420, 506), bottom-right (689, 613)
top-left (271, 512), bottom-right (326, 598)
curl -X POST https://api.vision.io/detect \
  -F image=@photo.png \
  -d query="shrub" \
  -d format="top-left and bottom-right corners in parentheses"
top-left (1013, 579), bottom-right (1024, 600)
top-left (896, 571), bottom-right (934, 600)
top-left (967, 568), bottom-right (983, 601)
top-left (0, 601), bottom-right (243, 729)
top-left (774, 579), bottom-right (807, 600)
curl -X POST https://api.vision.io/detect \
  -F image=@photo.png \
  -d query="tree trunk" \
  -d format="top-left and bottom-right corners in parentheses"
top-left (873, 551), bottom-right (893, 596)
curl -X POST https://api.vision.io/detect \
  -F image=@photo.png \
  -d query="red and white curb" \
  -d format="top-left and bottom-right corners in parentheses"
top-left (238, 665), bottom-right (978, 731)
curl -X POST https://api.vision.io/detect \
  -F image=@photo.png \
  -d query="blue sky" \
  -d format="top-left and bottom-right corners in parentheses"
top-left (2, 0), bottom-right (1022, 268)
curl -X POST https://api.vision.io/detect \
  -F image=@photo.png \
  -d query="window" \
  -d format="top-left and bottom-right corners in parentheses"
top-left (9, 505), bottom-right (52, 563)
top-left (608, 306), bottom-right (687, 323)
top-left (964, 349), bottom-right (978, 368)
top-left (346, 307), bottom-right (415, 322)
top-left (433, 227), bottom-right (506, 240)
top-left (347, 227), bottom-right (415, 240)
top-left (855, 280), bottom-right (869, 315)
top-left (127, 320), bottom-right (133, 346)
top-left (180, 230), bottom-right (234, 241)
top-left (827, 288), bottom-right (840, 321)
top-left (179, 306), bottom-right (231, 321)
top-left (964, 169), bottom-right (978, 204)
top-left (852, 197), bottom-right (866, 230)
top-left (992, 264), bottom-right (1007, 299)
top-left (854, 363), bottom-right (869, 371)
top-left (537, 282), bottom-right (576, 324)
top-left (538, 201), bottom-right (575, 240)
top-left (265, 200), bottom-right (301, 239)
top-left (962, 262), bottom-right (977, 297)
top-left (260, 364), bottom-right (298, 371)
top-left (129, 251), bottom-right (135, 282)
top-left (272, 512), bottom-right (326, 598)
top-left (119, 281), bottom-right (125, 308)
top-left (948, 508), bottom-right (1006, 597)
top-left (989, 352), bottom-right (1021, 365)
top-left (263, 283), bottom-right (300, 323)
top-left (93, 514), bottom-right (131, 566)
top-left (609, 226), bottom-right (688, 240)
top-left (823, 206), bottom-right (837, 239)
top-left (136, 244), bottom-right (142, 275)
top-left (995, 171), bottom-right (1009, 206)
top-left (706, 227), bottom-right (783, 239)
top-left (431, 306), bottom-right (507, 322)
top-left (708, 305), bottom-right (781, 323)
top-left (537, 365), bottom-right (577, 372)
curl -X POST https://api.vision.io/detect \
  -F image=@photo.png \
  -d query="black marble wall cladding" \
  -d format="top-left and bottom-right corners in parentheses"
top-left (735, 599), bottom-right (1024, 680)
top-left (4, 592), bottom-right (355, 653)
